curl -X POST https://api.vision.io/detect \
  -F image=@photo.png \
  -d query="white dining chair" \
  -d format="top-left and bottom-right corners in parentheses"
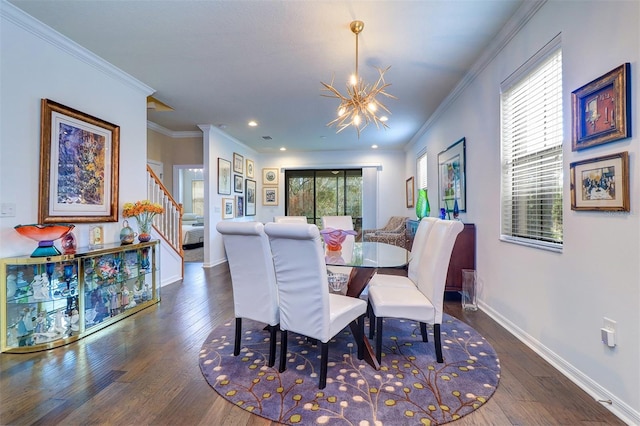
top-left (264, 222), bottom-right (367, 389)
top-left (216, 221), bottom-right (280, 367)
top-left (367, 220), bottom-right (463, 365)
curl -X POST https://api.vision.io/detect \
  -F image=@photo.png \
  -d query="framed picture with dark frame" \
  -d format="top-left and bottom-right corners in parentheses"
top-left (570, 151), bottom-right (629, 211)
top-left (571, 63), bottom-right (631, 151)
top-left (233, 152), bottom-right (244, 174)
top-left (234, 174), bottom-right (243, 193)
top-left (246, 159), bottom-right (255, 178)
top-left (39, 98), bottom-right (120, 223)
top-left (405, 177), bottom-right (414, 208)
top-left (245, 179), bottom-right (256, 216)
top-left (263, 187), bottom-right (278, 206)
top-left (235, 195), bottom-right (244, 217)
top-left (438, 137), bottom-right (466, 213)
top-left (217, 158), bottom-right (231, 195)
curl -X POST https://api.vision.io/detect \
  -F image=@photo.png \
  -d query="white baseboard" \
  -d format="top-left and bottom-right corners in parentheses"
top-left (478, 301), bottom-right (639, 425)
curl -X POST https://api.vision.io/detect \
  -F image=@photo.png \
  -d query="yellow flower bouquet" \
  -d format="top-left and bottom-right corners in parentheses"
top-left (122, 200), bottom-right (164, 241)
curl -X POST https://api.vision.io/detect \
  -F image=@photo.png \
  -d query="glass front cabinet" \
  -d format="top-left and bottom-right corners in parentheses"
top-left (1, 240), bottom-right (159, 353)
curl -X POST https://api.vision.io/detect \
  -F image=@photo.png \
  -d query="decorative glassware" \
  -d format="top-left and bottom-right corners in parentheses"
top-left (136, 217), bottom-right (152, 242)
top-left (14, 224), bottom-right (75, 257)
top-left (320, 228), bottom-right (357, 252)
top-left (461, 269), bottom-right (478, 311)
top-left (61, 231), bottom-right (77, 254)
top-left (415, 188), bottom-right (430, 219)
top-left (453, 199), bottom-right (460, 220)
top-left (89, 225), bottom-right (104, 249)
top-left (119, 220), bottom-right (137, 245)
top-left (122, 200), bottom-right (164, 243)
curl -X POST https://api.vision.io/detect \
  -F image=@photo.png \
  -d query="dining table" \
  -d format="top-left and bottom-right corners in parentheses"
top-left (325, 240), bottom-right (410, 369)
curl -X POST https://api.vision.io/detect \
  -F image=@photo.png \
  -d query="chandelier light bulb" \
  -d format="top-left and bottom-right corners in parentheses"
top-left (321, 20), bottom-right (396, 138)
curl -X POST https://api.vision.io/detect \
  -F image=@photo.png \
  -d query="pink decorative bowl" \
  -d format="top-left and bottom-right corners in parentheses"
top-left (14, 224), bottom-right (75, 257)
top-left (320, 228), bottom-right (357, 252)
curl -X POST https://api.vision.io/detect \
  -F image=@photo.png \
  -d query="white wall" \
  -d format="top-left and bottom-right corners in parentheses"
top-left (0, 4), bottom-right (152, 256)
top-left (405, 1), bottom-right (639, 422)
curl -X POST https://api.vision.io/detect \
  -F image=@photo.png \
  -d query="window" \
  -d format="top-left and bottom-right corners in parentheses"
top-left (285, 169), bottom-right (362, 232)
top-left (417, 151), bottom-right (427, 190)
top-left (500, 36), bottom-right (563, 251)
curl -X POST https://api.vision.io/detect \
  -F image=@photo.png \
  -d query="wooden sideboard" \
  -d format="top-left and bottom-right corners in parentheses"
top-left (406, 220), bottom-right (476, 292)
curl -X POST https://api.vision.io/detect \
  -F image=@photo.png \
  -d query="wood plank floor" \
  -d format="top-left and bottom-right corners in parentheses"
top-left (0, 263), bottom-right (624, 425)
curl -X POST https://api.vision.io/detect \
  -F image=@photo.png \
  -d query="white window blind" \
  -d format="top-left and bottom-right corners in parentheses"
top-left (500, 38), bottom-right (563, 251)
top-left (417, 151), bottom-right (427, 189)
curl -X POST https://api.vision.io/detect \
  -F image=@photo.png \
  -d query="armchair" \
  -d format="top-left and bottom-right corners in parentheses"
top-left (362, 216), bottom-right (409, 248)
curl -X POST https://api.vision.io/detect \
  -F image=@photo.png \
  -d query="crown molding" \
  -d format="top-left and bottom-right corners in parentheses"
top-left (1, 1), bottom-right (153, 96)
top-left (148, 121), bottom-right (202, 138)
top-left (406, 0), bottom-right (547, 149)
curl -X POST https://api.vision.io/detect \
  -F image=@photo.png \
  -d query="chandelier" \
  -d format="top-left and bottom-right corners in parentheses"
top-left (321, 20), bottom-right (396, 138)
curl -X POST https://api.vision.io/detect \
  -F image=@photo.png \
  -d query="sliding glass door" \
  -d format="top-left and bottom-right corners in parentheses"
top-left (285, 169), bottom-right (362, 233)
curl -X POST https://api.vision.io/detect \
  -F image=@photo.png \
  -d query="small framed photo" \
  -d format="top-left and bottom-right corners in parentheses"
top-left (245, 179), bottom-right (256, 216)
top-left (262, 168), bottom-right (279, 185)
top-left (234, 174), bottom-right (243, 193)
top-left (438, 137), bottom-right (466, 212)
top-left (235, 195), bottom-right (244, 217)
top-left (233, 152), bottom-right (244, 174)
top-left (222, 197), bottom-right (235, 219)
top-left (246, 159), bottom-right (255, 178)
top-left (263, 187), bottom-right (278, 206)
top-left (571, 63), bottom-right (631, 151)
top-left (217, 158), bottom-right (231, 195)
top-left (405, 177), bottom-right (414, 208)
top-left (570, 151), bottom-right (629, 211)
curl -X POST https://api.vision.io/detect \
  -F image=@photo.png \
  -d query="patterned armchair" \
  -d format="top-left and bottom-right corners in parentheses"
top-left (362, 216), bottom-right (409, 248)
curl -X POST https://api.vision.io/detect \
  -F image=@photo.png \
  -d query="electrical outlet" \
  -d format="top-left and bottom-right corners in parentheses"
top-left (602, 317), bottom-right (617, 347)
top-left (603, 317), bottom-right (616, 333)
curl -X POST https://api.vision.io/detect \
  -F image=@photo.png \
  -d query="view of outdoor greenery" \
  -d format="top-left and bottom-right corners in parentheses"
top-left (285, 169), bottom-right (362, 232)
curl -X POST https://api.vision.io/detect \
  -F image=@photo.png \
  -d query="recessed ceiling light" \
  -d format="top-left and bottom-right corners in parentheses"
top-left (262, 136), bottom-right (272, 140)
top-left (280, 147), bottom-right (286, 151)
top-left (371, 144), bottom-right (378, 149)
top-left (248, 120), bottom-right (258, 127)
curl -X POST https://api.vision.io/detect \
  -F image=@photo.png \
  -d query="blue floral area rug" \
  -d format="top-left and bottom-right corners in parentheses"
top-left (199, 314), bottom-right (500, 425)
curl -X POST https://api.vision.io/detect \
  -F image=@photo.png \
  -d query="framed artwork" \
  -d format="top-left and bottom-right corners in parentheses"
top-left (217, 158), bottom-right (231, 195)
top-left (571, 63), bottom-right (631, 151)
top-left (263, 187), bottom-right (278, 206)
top-left (405, 177), bottom-right (415, 208)
top-left (570, 151), bottom-right (629, 211)
top-left (222, 197), bottom-right (235, 219)
top-left (246, 159), bottom-right (255, 178)
top-left (262, 168), bottom-right (279, 185)
top-left (245, 179), bottom-right (256, 216)
top-left (235, 195), bottom-right (244, 217)
top-left (39, 98), bottom-right (120, 223)
top-left (233, 152), bottom-right (244, 174)
top-left (438, 137), bottom-right (466, 212)
top-left (234, 174), bottom-right (243, 193)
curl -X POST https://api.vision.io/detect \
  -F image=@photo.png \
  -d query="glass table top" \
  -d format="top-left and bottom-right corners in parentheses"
top-left (325, 241), bottom-right (410, 268)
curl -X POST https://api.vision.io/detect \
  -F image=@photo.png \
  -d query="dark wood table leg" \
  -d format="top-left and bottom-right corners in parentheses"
top-left (346, 268), bottom-right (380, 370)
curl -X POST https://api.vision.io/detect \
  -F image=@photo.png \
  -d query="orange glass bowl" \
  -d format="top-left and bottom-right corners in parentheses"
top-left (14, 224), bottom-right (75, 257)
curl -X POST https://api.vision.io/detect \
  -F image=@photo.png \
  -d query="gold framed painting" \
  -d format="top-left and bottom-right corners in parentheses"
top-left (39, 99), bottom-right (120, 223)
top-left (262, 168), bottom-right (279, 185)
top-left (405, 177), bottom-right (414, 208)
top-left (571, 63), bottom-right (631, 151)
top-left (570, 151), bottom-right (629, 211)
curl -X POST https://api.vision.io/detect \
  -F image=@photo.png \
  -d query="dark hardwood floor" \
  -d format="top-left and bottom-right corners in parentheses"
top-left (0, 263), bottom-right (624, 425)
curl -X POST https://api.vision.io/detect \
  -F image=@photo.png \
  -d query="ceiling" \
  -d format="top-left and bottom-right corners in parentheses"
top-left (10, 0), bottom-right (524, 153)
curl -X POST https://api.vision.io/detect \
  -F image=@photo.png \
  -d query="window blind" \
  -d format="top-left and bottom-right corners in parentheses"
top-left (500, 41), bottom-right (563, 251)
top-left (417, 152), bottom-right (427, 189)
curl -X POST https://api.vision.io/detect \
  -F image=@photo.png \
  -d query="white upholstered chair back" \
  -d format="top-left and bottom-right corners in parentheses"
top-left (216, 221), bottom-right (279, 326)
top-left (264, 223), bottom-right (332, 342)
top-left (407, 217), bottom-right (439, 283)
top-left (274, 216), bottom-right (307, 223)
top-left (415, 220), bottom-right (464, 323)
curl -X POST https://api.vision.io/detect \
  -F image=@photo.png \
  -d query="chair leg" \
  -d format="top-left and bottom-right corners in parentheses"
top-left (434, 323), bottom-right (443, 363)
top-left (234, 317), bottom-right (242, 356)
top-left (268, 325), bottom-right (277, 367)
top-left (319, 342), bottom-right (329, 389)
top-left (368, 302), bottom-right (376, 339)
top-left (279, 330), bottom-right (288, 373)
top-left (420, 322), bottom-right (428, 342)
top-left (357, 315), bottom-right (365, 360)
top-left (376, 316), bottom-right (383, 365)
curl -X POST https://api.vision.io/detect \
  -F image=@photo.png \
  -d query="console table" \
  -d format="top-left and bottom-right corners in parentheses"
top-left (406, 220), bottom-right (476, 292)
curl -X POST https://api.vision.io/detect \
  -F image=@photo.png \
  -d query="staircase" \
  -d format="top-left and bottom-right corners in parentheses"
top-left (146, 166), bottom-right (184, 276)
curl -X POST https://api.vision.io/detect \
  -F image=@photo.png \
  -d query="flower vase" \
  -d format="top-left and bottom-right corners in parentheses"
top-left (415, 188), bottom-right (430, 219)
top-left (136, 218), bottom-right (152, 242)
